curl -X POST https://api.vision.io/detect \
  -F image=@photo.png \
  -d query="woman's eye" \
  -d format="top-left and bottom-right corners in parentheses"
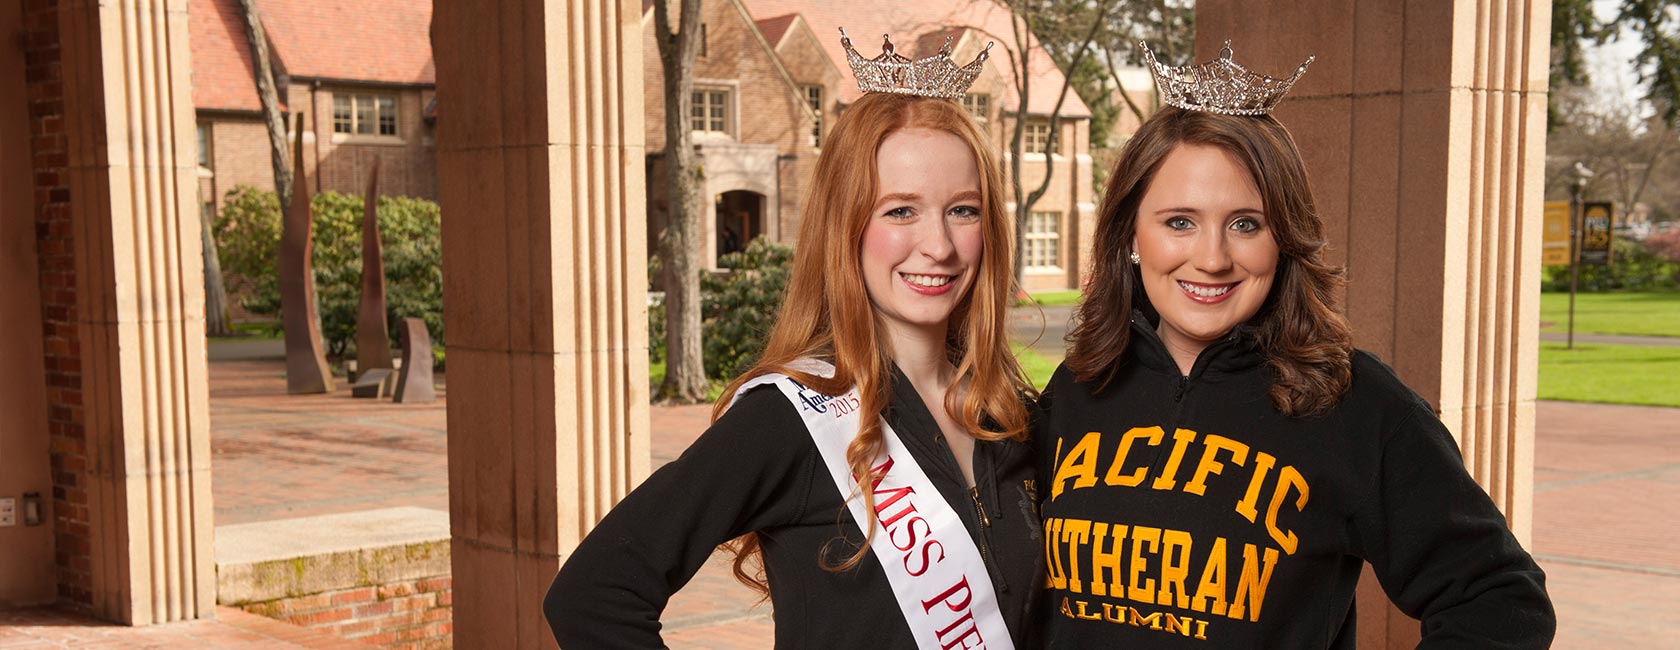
top-left (949, 205), bottom-right (981, 220)
top-left (1166, 216), bottom-right (1194, 230)
top-left (884, 206), bottom-right (914, 219)
top-left (1230, 217), bottom-right (1263, 233)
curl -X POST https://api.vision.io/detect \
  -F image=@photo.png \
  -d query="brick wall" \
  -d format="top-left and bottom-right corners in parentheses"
top-left (237, 577), bottom-right (453, 650)
top-left (21, 0), bottom-right (90, 610)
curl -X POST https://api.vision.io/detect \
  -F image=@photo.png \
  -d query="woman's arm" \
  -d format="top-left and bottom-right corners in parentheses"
top-left (1361, 404), bottom-right (1556, 649)
top-left (543, 387), bottom-right (813, 648)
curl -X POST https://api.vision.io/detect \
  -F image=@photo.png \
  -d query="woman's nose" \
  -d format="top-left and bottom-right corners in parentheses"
top-left (1193, 233), bottom-right (1233, 273)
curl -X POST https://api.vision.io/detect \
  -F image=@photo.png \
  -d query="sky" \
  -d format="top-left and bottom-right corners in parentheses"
top-left (1583, 0), bottom-right (1658, 114)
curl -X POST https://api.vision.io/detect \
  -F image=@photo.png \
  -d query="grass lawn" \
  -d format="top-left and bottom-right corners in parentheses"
top-left (1012, 344), bottom-right (1060, 390)
top-left (1538, 342), bottom-right (1680, 407)
top-left (1538, 291), bottom-right (1680, 338)
top-left (1021, 289), bottom-right (1082, 308)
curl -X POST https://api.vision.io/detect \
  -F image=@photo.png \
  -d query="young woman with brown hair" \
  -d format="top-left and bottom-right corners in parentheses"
top-left (545, 35), bottom-right (1042, 649)
top-left (1036, 44), bottom-right (1554, 648)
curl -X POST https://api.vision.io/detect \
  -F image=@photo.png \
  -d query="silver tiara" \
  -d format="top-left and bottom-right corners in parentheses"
top-left (1140, 40), bottom-right (1313, 116)
top-left (840, 27), bottom-right (993, 100)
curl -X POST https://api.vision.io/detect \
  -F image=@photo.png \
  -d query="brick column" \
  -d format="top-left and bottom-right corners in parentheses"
top-left (1196, 0), bottom-right (1549, 646)
top-left (39, 0), bottom-right (216, 624)
top-left (434, 0), bottom-right (650, 648)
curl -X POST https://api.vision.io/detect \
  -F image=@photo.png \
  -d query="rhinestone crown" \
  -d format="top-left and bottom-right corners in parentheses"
top-left (840, 27), bottom-right (993, 100)
top-left (1141, 40), bottom-right (1313, 116)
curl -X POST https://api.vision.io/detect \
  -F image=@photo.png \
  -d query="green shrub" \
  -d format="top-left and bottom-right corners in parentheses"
top-left (214, 185), bottom-right (444, 358)
top-left (1545, 238), bottom-right (1679, 292)
top-left (701, 236), bottom-right (792, 381)
top-left (648, 256), bottom-right (666, 366)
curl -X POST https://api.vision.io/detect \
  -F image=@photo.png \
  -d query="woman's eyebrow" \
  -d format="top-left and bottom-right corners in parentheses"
top-left (875, 192), bottom-right (921, 205)
top-left (950, 190), bottom-right (982, 202)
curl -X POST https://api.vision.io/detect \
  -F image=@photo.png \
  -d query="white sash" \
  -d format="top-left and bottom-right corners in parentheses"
top-left (732, 361), bottom-right (1015, 650)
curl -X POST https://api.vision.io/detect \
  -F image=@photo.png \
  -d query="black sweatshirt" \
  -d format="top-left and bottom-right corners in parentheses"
top-left (1035, 316), bottom-right (1554, 649)
top-left (545, 368), bottom-right (1043, 648)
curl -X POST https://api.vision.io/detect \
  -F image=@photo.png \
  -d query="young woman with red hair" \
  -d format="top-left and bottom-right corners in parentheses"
top-left (546, 89), bottom-right (1042, 649)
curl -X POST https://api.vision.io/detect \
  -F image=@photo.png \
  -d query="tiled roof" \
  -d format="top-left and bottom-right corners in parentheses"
top-left (755, 13), bottom-right (798, 48)
top-left (255, 0), bottom-right (434, 85)
top-left (741, 0), bottom-right (1090, 117)
top-left (190, 0), bottom-right (270, 112)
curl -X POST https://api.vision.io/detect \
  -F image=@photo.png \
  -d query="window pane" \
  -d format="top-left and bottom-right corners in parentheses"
top-left (377, 97), bottom-right (397, 135)
top-left (356, 97), bottom-right (375, 134)
top-left (333, 95), bottom-right (353, 133)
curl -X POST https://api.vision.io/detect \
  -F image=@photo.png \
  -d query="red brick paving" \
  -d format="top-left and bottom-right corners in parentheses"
top-left (0, 607), bottom-right (371, 649)
top-left (5, 358), bottom-right (1672, 648)
top-left (1530, 401), bottom-right (1680, 648)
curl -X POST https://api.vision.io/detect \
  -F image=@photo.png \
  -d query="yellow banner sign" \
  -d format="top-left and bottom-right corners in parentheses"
top-left (1542, 201), bottom-right (1570, 265)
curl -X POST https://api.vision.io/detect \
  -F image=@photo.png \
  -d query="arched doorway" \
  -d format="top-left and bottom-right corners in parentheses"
top-left (715, 189), bottom-right (765, 267)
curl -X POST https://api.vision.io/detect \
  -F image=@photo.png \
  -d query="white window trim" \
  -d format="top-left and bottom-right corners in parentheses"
top-left (690, 79), bottom-right (741, 139)
top-left (330, 91), bottom-right (404, 144)
top-left (1023, 210), bottom-right (1063, 271)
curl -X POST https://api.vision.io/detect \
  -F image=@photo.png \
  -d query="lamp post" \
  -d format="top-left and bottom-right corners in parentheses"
top-left (1568, 162), bottom-right (1594, 350)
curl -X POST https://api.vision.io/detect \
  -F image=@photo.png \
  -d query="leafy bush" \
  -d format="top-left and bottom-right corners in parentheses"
top-left (215, 185), bottom-right (444, 358)
top-left (701, 236), bottom-right (792, 380)
top-left (1545, 237), bottom-right (1679, 292)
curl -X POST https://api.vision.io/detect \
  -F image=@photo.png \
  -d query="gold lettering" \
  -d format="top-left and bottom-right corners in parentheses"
top-left (1234, 452), bottom-right (1275, 523)
top-left (1074, 599), bottom-right (1103, 620)
top-left (1052, 432), bottom-right (1102, 499)
top-left (1045, 518), bottom-right (1067, 590)
top-left (1061, 519), bottom-right (1092, 593)
top-left (1059, 596), bottom-right (1074, 618)
top-left (1150, 428), bottom-right (1198, 491)
top-left (1191, 537), bottom-right (1229, 616)
top-left (1229, 544), bottom-right (1280, 622)
top-left (1158, 529), bottom-right (1193, 609)
top-left (1128, 609), bottom-right (1163, 629)
top-left (1264, 466), bottom-right (1309, 555)
top-left (1102, 602), bottom-right (1127, 623)
top-left (1103, 426), bottom-right (1164, 487)
top-left (1195, 618), bottom-right (1209, 640)
top-left (1127, 526), bottom-right (1161, 604)
top-left (1185, 434), bottom-right (1249, 496)
top-left (1164, 614), bottom-right (1192, 636)
top-left (1088, 522), bottom-right (1127, 597)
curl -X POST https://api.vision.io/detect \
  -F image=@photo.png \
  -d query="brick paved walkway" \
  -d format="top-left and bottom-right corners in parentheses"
top-left (4, 353), bottom-right (1674, 648)
top-left (0, 606), bottom-right (371, 649)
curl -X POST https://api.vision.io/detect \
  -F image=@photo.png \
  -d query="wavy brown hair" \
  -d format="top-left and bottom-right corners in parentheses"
top-left (711, 92), bottom-right (1033, 593)
top-left (1068, 106), bottom-right (1352, 416)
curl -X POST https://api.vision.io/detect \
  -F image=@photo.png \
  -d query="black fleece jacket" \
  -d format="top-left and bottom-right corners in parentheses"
top-left (1036, 316), bottom-right (1554, 649)
top-left (545, 368), bottom-right (1043, 648)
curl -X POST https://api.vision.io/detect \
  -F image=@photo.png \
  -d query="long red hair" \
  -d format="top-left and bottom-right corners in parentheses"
top-left (711, 92), bottom-right (1032, 592)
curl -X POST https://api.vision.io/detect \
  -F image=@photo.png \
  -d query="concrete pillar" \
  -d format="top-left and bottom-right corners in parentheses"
top-left (1196, 1), bottom-right (1549, 646)
top-left (0, 0), bottom-right (56, 608)
top-left (54, 0), bottom-right (216, 624)
top-left (434, 0), bottom-right (651, 647)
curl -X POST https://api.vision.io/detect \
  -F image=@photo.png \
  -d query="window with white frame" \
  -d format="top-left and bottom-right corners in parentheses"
top-left (961, 93), bottom-right (990, 123)
top-left (691, 89), bottom-right (731, 135)
top-left (804, 85), bottom-right (823, 147)
top-left (1025, 120), bottom-right (1057, 154)
top-left (1025, 211), bottom-right (1061, 269)
top-left (196, 124), bottom-right (212, 169)
top-left (332, 92), bottom-right (398, 137)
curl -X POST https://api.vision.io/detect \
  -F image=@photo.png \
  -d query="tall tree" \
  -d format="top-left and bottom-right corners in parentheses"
top-left (653, 0), bottom-right (709, 403)
top-left (1552, 0), bottom-right (1680, 129)
top-left (235, 0), bottom-right (293, 206)
top-left (998, 0), bottom-right (1114, 284)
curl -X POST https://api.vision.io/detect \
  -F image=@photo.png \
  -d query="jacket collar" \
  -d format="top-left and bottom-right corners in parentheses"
top-left (1127, 308), bottom-right (1266, 378)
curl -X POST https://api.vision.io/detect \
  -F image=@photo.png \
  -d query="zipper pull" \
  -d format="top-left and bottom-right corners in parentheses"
top-left (969, 486), bottom-right (990, 527)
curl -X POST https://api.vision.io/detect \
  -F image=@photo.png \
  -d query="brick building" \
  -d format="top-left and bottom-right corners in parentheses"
top-left (190, 0), bottom-right (438, 214)
top-left (190, 0), bottom-right (1098, 290)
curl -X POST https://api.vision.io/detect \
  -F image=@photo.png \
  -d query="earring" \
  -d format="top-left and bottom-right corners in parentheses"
top-left (1129, 250), bottom-right (1141, 265)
